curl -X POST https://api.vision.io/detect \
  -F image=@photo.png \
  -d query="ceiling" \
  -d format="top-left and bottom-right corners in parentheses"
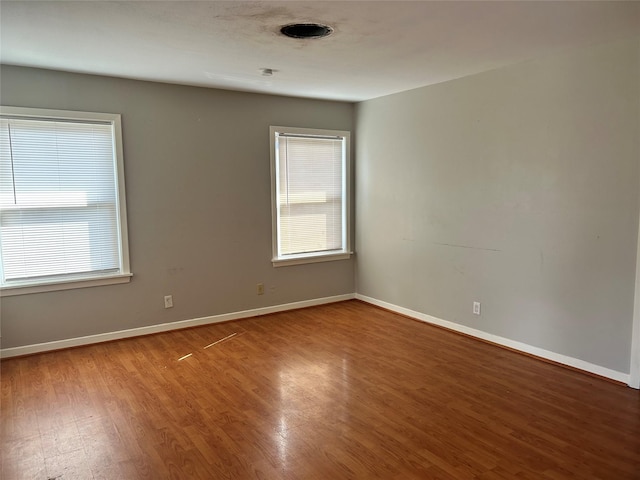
top-left (1, 1), bottom-right (639, 102)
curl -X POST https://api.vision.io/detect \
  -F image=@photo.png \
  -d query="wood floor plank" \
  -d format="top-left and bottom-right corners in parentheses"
top-left (2, 300), bottom-right (639, 479)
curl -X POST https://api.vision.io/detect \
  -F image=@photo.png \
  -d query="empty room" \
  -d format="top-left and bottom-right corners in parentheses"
top-left (1, 1), bottom-right (639, 479)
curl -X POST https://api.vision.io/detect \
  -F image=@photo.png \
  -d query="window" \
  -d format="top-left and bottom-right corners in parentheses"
top-left (270, 126), bottom-right (351, 266)
top-left (0, 106), bottom-right (131, 296)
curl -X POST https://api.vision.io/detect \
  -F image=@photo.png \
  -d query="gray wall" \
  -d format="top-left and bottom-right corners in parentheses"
top-left (0, 65), bottom-right (355, 349)
top-left (355, 39), bottom-right (640, 374)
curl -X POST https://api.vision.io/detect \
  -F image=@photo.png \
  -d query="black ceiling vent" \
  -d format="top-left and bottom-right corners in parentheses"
top-left (280, 23), bottom-right (333, 39)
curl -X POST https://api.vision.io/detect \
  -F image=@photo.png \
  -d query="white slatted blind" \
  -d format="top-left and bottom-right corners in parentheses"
top-left (275, 133), bottom-right (345, 256)
top-left (0, 116), bottom-right (122, 283)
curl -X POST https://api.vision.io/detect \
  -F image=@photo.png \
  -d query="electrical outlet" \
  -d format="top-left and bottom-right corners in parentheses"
top-left (164, 295), bottom-right (173, 309)
top-left (473, 301), bottom-right (481, 315)
top-left (257, 283), bottom-right (264, 295)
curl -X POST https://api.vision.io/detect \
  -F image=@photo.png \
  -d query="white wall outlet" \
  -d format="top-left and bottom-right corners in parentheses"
top-left (164, 295), bottom-right (173, 309)
top-left (257, 283), bottom-right (264, 295)
top-left (473, 301), bottom-right (481, 315)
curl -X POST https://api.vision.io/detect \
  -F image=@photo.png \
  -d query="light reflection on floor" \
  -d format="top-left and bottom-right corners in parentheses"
top-left (276, 356), bottom-right (350, 468)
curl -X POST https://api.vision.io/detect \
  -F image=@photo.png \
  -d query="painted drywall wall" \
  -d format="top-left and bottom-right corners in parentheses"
top-left (0, 66), bottom-right (355, 349)
top-left (630, 38), bottom-right (640, 387)
top-left (355, 39), bottom-right (640, 374)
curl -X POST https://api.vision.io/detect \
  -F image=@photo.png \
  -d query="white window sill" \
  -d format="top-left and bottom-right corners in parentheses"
top-left (272, 251), bottom-right (353, 267)
top-left (0, 273), bottom-right (133, 297)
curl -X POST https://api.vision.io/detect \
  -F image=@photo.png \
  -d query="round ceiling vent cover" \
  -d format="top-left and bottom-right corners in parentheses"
top-left (280, 23), bottom-right (333, 39)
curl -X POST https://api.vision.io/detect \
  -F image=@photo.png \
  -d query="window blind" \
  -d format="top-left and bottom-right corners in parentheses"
top-left (276, 134), bottom-right (344, 256)
top-left (0, 117), bottom-right (121, 283)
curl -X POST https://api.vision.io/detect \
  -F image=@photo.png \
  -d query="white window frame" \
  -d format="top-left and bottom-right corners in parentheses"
top-left (270, 126), bottom-right (352, 267)
top-left (0, 106), bottom-right (132, 296)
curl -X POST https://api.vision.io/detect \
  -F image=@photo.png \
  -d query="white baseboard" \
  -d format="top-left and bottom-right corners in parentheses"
top-left (0, 293), bottom-right (355, 359)
top-left (356, 294), bottom-right (632, 386)
top-left (4, 292), bottom-right (633, 388)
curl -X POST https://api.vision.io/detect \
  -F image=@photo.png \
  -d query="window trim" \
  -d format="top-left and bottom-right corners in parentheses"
top-left (270, 126), bottom-right (352, 267)
top-left (0, 106), bottom-right (132, 296)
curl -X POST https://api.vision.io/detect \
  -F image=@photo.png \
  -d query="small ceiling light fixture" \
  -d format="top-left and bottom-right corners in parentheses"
top-left (280, 23), bottom-right (333, 39)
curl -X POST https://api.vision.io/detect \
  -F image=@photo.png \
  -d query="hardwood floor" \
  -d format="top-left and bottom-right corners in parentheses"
top-left (1, 300), bottom-right (639, 479)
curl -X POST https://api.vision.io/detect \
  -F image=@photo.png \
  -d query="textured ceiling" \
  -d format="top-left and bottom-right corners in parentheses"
top-left (1, 1), bottom-right (639, 101)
